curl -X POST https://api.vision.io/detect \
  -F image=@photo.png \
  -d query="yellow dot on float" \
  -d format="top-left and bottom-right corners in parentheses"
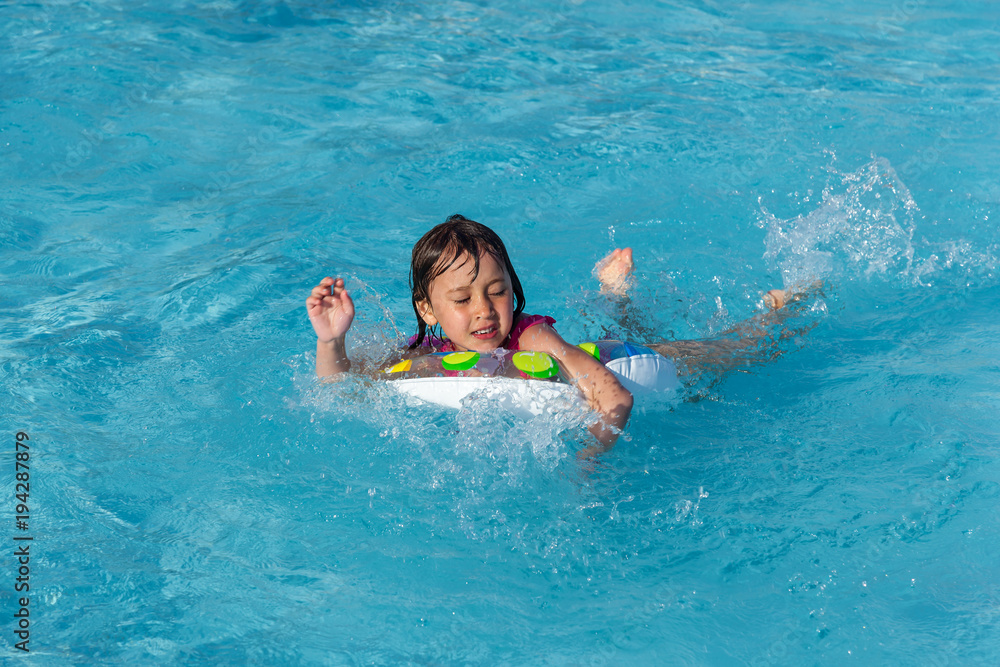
top-left (578, 342), bottom-right (600, 360)
top-left (512, 351), bottom-right (559, 379)
top-left (385, 359), bottom-right (412, 373)
top-left (441, 351), bottom-right (480, 371)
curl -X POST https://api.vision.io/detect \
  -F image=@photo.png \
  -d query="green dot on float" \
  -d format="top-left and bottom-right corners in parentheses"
top-left (441, 351), bottom-right (480, 371)
top-left (512, 351), bottom-right (559, 379)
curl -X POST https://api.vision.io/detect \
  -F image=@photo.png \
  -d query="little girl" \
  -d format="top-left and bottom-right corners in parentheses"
top-left (307, 214), bottom-right (806, 454)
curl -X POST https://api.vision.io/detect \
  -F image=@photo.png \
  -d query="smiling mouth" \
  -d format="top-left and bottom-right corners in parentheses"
top-left (472, 326), bottom-right (498, 339)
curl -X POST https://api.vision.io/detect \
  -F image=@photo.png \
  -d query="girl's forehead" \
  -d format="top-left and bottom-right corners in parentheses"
top-left (432, 249), bottom-right (507, 285)
top-left (436, 249), bottom-right (475, 274)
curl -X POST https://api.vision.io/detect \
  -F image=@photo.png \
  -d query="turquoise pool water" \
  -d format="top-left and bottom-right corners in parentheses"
top-left (2, 0), bottom-right (999, 663)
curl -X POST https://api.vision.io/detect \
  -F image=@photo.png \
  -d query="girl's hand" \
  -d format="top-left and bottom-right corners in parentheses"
top-left (518, 324), bottom-right (634, 452)
top-left (306, 277), bottom-right (355, 342)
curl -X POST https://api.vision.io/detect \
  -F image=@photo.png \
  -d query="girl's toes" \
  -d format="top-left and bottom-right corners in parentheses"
top-left (764, 289), bottom-right (787, 310)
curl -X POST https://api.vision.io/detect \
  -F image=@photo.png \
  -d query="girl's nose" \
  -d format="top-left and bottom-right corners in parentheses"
top-left (473, 295), bottom-right (494, 317)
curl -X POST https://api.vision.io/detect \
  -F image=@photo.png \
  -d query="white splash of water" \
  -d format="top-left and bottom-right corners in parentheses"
top-left (760, 157), bottom-right (919, 287)
top-left (759, 156), bottom-right (1000, 289)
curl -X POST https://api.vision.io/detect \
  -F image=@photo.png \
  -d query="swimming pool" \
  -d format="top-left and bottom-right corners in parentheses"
top-left (2, 0), bottom-right (999, 662)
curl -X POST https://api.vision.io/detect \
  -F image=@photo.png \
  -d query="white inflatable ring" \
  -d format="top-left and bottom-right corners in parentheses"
top-left (384, 341), bottom-right (680, 415)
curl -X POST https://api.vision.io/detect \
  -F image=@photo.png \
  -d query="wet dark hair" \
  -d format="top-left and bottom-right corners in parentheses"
top-left (408, 214), bottom-right (525, 349)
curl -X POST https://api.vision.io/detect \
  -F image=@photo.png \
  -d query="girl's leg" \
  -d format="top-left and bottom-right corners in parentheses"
top-left (646, 283), bottom-right (821, 383)
top-left (593, 248), bottom-right (662, 340)
top-left (593, 249), bottom-right (820, 384)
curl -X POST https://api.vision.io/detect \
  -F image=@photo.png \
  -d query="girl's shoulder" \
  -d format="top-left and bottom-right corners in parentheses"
top-left (508, 313), bottom-right (557, 350)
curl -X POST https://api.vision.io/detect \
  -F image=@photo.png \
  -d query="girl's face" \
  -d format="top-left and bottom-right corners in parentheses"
top-left (417, 250), bottom-right (514, 351)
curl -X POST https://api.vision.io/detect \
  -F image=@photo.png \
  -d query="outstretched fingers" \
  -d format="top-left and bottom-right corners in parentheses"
top-left (306, 277), bottom-right (355, 341)
top-left (309, 276), bottom-right (336, 296)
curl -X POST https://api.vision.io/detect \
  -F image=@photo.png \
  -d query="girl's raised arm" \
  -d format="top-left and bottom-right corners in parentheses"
top-left (518, 324), bottom-right (634, 455)
top-left (306, 277), bottom-right (355, 377)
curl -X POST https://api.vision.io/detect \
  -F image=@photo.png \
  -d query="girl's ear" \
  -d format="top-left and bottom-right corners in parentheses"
top-left (416, 300), bottom-right (438, 326)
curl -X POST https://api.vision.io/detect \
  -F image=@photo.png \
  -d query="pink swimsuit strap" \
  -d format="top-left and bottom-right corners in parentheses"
top-left (504, 314), bottom-right (556, 350)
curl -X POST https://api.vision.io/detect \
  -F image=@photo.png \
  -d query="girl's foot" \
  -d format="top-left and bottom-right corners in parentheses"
top-left (764, 289), bottom-right (788, 310)
top-left (763, 280), bottom-right (825, 311)
top-left (595, 247), bottom-right (635, 296)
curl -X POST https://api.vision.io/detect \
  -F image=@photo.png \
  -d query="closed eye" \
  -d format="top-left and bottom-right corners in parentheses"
top-left (453, 290), bottom-right (505, 304)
